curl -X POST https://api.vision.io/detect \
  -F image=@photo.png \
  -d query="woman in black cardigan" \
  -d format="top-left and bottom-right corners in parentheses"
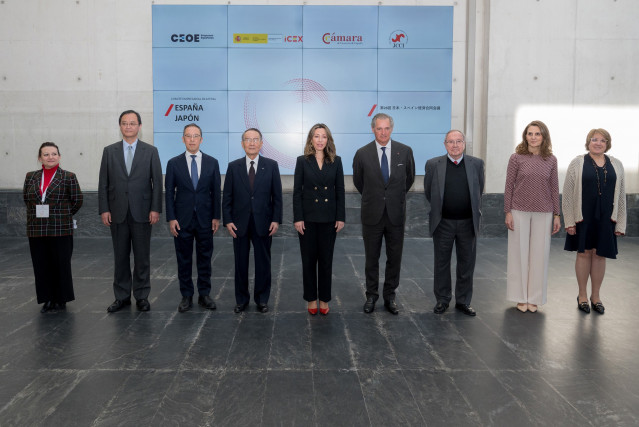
top-left (23, 142), bottom-right (83, 312)
top-left (293, 124), bottom-right (345, 315)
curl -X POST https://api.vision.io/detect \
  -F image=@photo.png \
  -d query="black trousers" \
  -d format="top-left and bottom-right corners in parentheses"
top-left (28, 235), bottom-right (75, 304)
top-left (174, 211), bottom-right (214, 297)
top-left (233, 214), bottom-right (272, 305)
top-left (110, 209), bottom-right (152, 301)
top-left (298, 221), bottom-right (337, 302)
top-left (362, 209), bottom-right (405, 301)
top-left (432, 218), bottom-right (476, 305)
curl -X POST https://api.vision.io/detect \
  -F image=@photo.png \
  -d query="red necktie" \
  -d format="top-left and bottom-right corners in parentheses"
top-left (454, 160), bottom-right (458, 165)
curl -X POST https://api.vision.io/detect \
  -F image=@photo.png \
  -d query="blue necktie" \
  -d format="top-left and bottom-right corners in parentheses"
top-left (191, 155), bottom-right (198, 189)
top-left (381, 147), bottom-right (389, 185)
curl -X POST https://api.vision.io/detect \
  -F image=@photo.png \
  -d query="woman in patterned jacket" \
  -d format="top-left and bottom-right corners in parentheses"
top-left (504, 121), bottom-right (561, 313)
top-left (23, 142), bottom-right (83, 313)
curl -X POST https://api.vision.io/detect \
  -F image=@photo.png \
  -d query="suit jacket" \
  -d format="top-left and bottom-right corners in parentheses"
top-left (352, 140), bottom-right (415, 226)
top-left (98, 140), bottom-right (163, 223)
top-left (293, 155), bottom-right (345, 223)
top-left (23, 167), bottom-right (83, 237)
top-left (222, 156), bottom-right (283, 237)
top-left (165, 152), bottom-right (221, 229)
top-left (424, 155), bottom-right (485, 237)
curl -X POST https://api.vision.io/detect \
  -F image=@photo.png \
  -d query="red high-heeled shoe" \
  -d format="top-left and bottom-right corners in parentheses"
top-left (308, 306), bottom-right (318, 315)
top-left (319, 307), bottom-right (329, 315)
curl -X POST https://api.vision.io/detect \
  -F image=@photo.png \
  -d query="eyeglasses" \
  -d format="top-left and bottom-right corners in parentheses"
top-left (121, 122), bottom-right (139, 127)
top-left (242, 138), bottom-right (261, 143)
top-left (445, 139), bottom-right (464, 145)
top-left (184, 134), bottom-right (201, 139)
top-left (590, 138), bottom-right (608, 143)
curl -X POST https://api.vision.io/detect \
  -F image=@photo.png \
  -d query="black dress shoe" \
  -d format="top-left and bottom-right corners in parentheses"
top-left (577, 296), bottom-right (590, 313)
top-left (107, 299), bottom-right (131, 313)
top-left (257, 303), bottom-right (269, 313)
top-left (40, 301), bottom-right (53, 313)
top-left (198, 295), bottom-right (217, 310)
top-left (455, 303), bottom-right (476, 316)
top-left (54, 302), bottom-right (66, 310)
top-left (363, 296), bottom-right (377, 313)
top-left (136, 299), bottom-right (150, 312)
top-left (178, 296), bottom-right (193, 313)
top-left (590, 299), bottom-right (605, 315)
top-left (384, 299), bottom-right (399, 315)
top-left (434, 302), bottom-right (449, 314)
top-left (234, 303), bottom-right (249, 313)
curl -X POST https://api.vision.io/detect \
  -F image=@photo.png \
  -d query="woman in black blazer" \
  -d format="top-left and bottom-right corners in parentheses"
top-left (293, 124), bottom-right (345, 315)
top-left (23, 142), bottom-right (83, 312)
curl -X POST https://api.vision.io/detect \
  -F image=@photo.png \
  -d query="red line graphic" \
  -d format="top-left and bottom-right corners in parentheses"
top-left (164, 104), bottom-right (174, 116)
top-left (368, 104), bottom-right (377, 117)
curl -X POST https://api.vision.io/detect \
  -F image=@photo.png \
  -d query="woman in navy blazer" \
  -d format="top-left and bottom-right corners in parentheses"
top-left (23, 142), bottom-right (83, 313)
top-left (293, 124), bottom-right (345, 315)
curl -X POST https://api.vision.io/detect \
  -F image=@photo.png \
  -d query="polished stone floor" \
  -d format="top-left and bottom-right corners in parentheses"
top-left (0, 236), bottom-right (638, 426)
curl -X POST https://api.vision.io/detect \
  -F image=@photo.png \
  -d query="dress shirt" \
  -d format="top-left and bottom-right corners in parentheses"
top-left (447, 153), bottom-right (464, 164)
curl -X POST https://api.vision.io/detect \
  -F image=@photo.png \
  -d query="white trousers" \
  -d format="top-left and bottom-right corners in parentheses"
top-left (506, 210), bottom-right (553, 305)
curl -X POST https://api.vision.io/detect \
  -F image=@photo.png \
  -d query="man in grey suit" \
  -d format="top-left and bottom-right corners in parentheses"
top-left (353, 113), bottom-right (415, 315)
top-left (98, 110), bottom-right (163, 312)
top-left (424, 130), bottom-right (485, 316)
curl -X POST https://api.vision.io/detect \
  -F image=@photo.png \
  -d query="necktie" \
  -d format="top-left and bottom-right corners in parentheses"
top-left (126, 145), bottom-right (133, 175)
top-left (249, 160), bottom-right (256, 192)
top-left (191, 155), bottom-right (198, 189)
top-left (454, 160), bottom-right (458, 165)
top-left (381, 147), bottom-right (389, 185)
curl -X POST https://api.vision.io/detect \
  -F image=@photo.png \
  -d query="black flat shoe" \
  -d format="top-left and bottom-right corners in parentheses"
top-left (257, 303), bottom-right (269, 313)
top-left (107, 299), bottom-right (131, 313)
top-left (178, 296), bottom-right (193, 313)
top-left (198, 295), bottom-right (216, 310)
top-left (577, 297), bottom-right (590, 314)
top-left (363, 296), bottom-right (377, 313)
top-left (40, 301), bottom-right (53, 313)
top-left (234, 303), bottom-right (248, 313)
top-left (384, 299), bottom-right (399, 315)
top-left (434, 302), bottom-right (449, 314)
top-left (590, 300), bottom-right (605, 315)
top-left (136, 299), bottom-right (150, 312)
top-left (455, 303), bottom-right (476, 316)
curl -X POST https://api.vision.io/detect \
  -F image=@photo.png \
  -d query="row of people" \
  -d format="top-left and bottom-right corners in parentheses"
top-left (23, 112), bottom-right (625, 317)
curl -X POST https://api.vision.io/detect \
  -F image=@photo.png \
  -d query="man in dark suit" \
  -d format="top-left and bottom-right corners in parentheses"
top-left (424, 130), bottom-right (485, 316)
top-left (98, 110), bottom-right (163, 312)
top-left (223, 128), bottom-right (283, 313)
top-left (353, 113), bottom-right (415, 315)
top-left (165, 123), bottom-right (221, 313)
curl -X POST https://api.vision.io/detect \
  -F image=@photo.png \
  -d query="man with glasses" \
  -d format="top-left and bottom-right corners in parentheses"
top-left (424, 130), bottom-right (485, 316)
top-left (223, 128), bottom-right (282, 313)
top-left (98, 110), bottom-right (163, 312)
top-left (165, 123), bottom-right (221, 313)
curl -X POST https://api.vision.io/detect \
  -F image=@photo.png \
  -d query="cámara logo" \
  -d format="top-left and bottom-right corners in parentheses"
top-left (322, 32), bottom-right (363, 45)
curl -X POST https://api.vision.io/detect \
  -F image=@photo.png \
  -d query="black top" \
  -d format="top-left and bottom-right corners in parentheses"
top-left (564, 154), bottom-right (618, 258)
top-left (442, 158), bottom-right (472, 220)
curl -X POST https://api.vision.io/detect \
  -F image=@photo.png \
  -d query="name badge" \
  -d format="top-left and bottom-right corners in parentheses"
top-left (36, 204), bottom-right (50, 218)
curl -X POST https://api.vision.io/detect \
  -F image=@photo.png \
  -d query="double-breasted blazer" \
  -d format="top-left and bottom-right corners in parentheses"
top-left (98, 140), bottom-right (163, 223)
top-left (165, 152), bottom-right (221, 229)
top-left (23, 167), bottom-right (83, 237)
top-left (352, 140), bottom-right (415, 226)
top-left (222, 156), bottom-right (283, 237)
top-left (293, 155), bottom-right (345, 224)
top-left (424, 154), bottom-right (485, 237)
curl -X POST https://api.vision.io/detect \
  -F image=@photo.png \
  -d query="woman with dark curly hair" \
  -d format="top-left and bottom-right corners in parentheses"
top-left (563, 128), bottom-right (626, 315)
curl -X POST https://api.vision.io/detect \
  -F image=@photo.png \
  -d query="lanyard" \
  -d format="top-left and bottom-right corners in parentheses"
top-left (40, 172), bottom-right (52, 203)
